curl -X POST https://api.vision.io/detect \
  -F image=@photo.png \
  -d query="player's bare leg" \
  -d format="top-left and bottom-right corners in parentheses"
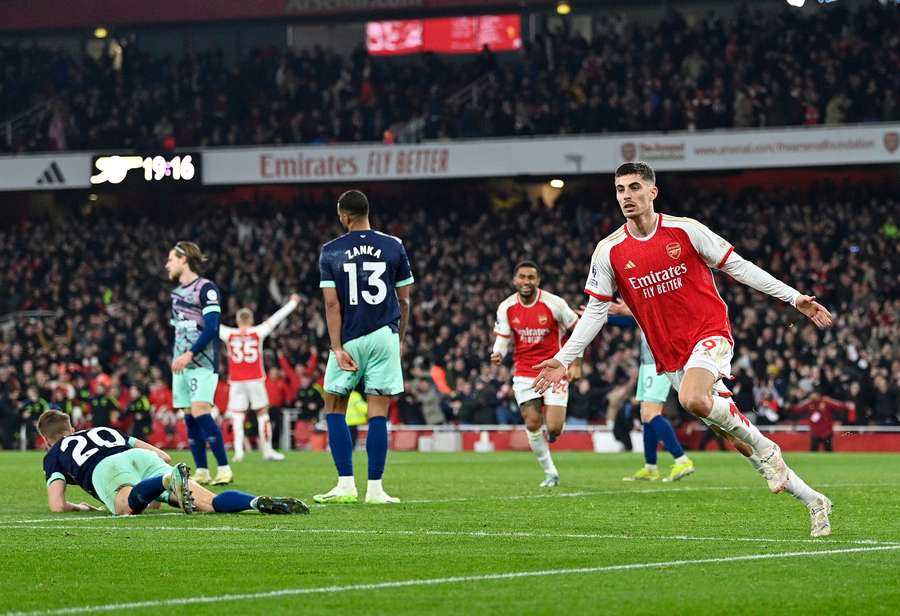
top-left (678, 368), bottom-right (787, 492)
top-left (711, 424), bottom-right (832, 536)
top-left (544, 404), bottom-right (566, 443)
top-left (521, 400), bottom-right (559, 487)
top-left (363, 395), bottom-right (398, 504)
top-left (314, 393), bottom-right (358, 504)
top-left (230, 409), bottom-right (246, 462)
top-left (255, 406), bottom-right (283, 461)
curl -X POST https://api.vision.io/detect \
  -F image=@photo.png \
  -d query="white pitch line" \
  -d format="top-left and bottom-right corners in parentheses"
top-left (0, 513), bottom-right (184, 525)
top-left (0, 480), bottom-right (892, 526)
top-left (401, 481), bottom-right (893, 505)
top-left (4, 524), bottom-right (898, 547)
top-left (4, 544), bottom-right (900, 616)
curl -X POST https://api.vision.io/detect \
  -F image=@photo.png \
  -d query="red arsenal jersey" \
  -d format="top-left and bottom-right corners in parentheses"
top-left (223, 330), bottom-right (266, 381)
top-left (494, 289), bottom-right (579, 378)
top-left (585, 213), bottom-right (734, 374)
top-left (218, 298), bottom-right (299, 383)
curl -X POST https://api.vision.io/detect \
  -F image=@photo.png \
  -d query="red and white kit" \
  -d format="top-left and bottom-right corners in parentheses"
top-left (557, 213), bottom-right (800, 393)
top-left (219, 298), bottom-right (298, 411)
top-left (494, 289), bottom-right (579, 406)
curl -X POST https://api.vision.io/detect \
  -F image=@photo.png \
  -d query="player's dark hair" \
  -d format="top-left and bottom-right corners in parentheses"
top-left (37, 409), bottom-right (71, 443)
top-left (337, 190), bottom-right (370, 219)
top-left (514, 260), bottom-right (540, 277)
top-left (173, 241), bottom-right (209, 273)
top-left (615, 161), bottom-right (656, 185)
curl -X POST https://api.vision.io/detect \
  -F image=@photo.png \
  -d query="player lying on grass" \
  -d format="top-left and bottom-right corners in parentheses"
top-left (38, 410), bottom-right (309, 516)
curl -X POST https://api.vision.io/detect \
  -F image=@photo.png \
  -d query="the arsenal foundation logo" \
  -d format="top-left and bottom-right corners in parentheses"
top-left (885, 131), bottom-right (899, 154)
top-left (621, 142), bottom-right (636, 162)
top-left (666, 242), bottom-right (682, 259)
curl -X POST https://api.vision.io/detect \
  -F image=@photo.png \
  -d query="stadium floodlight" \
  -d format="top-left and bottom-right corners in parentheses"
top-left (786, 0), bottom-right (805, 7)
top-left (94, 27), bottom-right (108, 39)
top-left (556, 2), bottom-right (571, 15)
top-left (549, 179), bottom-right (565, 189)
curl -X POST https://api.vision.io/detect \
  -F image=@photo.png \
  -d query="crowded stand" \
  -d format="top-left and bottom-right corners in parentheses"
top-left (0, 180), bottom-right (897, 449)
top-left (2, 2), bottom-right (899, 153)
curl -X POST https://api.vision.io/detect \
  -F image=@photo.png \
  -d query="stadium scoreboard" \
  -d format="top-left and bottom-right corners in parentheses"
top-left (90, 152), bottom-right (202, 186)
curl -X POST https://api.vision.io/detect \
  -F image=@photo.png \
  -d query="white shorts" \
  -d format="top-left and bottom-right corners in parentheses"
top-left (228, 379), bottom-right (269, 411)
top-left (513, 376), bottom-right (569, 408)
top-left (664, 336), bottom-right (734, 397)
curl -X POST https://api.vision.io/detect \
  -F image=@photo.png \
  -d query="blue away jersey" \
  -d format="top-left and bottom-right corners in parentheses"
top-left (319, 230), bottom-right (414, 344)
top-left (43, 427), bottom-right (132, 498)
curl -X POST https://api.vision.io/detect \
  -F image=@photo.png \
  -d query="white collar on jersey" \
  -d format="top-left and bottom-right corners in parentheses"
top-left (625, 213), bottom-right (662, 242)
top-left (517, 289), bottom-right (542, 307)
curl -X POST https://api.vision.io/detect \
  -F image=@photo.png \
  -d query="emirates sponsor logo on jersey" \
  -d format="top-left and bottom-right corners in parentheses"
top-left (516, 327), bottom-right (550, 344)
top-left (628, 263), bottom-right (688, 299)
top-left (666, 242), bottom-right (682, 259)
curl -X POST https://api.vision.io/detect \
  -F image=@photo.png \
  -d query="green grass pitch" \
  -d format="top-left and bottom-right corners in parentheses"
top-left (1, 450), bottom-right (899, 615)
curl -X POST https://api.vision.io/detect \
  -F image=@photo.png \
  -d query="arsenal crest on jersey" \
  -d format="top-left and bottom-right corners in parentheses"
top-left (666, 242), bottom-right (682, 259)
top-left (538, 313), bottom-right (549, 325)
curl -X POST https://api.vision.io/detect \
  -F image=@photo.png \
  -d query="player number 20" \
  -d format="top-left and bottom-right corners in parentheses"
top-left (343, 262), bottom-right (388, 306)
top-left (59, 427), bottom-right (127, 466)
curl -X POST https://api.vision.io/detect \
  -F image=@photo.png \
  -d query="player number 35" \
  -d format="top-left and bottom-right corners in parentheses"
top-left (229, 338), bottom-right (259, 363)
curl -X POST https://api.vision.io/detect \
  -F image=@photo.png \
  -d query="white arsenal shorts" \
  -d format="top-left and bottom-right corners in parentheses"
top-left (664, 336), bottom-right (734, 396)
top-left (513, 376), bottom-right (569, 408)
top-left (228, 379), bottom-right (269, 411)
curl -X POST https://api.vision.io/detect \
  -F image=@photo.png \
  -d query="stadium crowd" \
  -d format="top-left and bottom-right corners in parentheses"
top-left (0, 181), bottom-right (897, 449)
top-left (2, 2), bottom-right (898, 153)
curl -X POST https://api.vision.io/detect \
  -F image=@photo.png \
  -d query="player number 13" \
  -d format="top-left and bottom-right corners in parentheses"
top-left (343, 262), bottom-right (388, 306)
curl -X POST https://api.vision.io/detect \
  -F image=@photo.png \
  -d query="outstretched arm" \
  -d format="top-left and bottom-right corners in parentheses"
top-left (533, 297), bottom-right (609, 393)
top-left (258, 294), bottom-right (301, 338)
top-left (720, 252), bottom-right (833, 328)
